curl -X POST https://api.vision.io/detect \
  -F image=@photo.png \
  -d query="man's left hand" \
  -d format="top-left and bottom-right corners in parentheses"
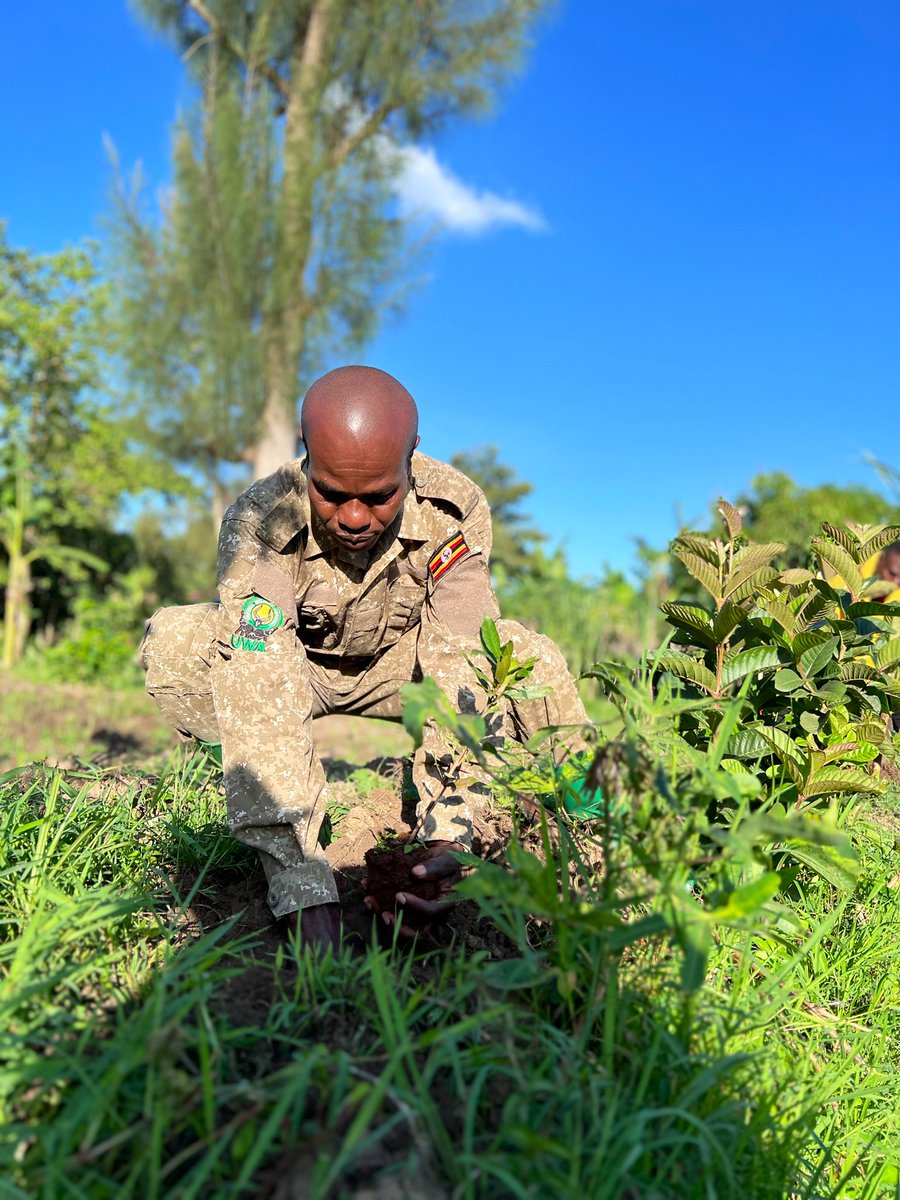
top-left (363, 840), bottom-right (466, 939)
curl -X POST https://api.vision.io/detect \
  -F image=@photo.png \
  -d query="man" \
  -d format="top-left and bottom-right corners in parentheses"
top-left (140, 366), bottom-right (588, 951)
top-left (874, 543), bottom-right (900, 602)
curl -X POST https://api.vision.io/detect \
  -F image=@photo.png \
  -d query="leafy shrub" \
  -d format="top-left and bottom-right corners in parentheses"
top-left (632, 502), bottom-right (900, 804)
top-left (26, 567), bottom-right (156, 687)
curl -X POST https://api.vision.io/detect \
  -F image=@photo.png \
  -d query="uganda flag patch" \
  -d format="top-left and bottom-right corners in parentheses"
top-left (429, 532), bottom-right (469, 582)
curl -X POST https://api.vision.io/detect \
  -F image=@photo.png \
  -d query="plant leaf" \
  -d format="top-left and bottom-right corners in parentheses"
top-left (724, 545), bottom-right (786, 597)
top-left (781, 568), bottom-right (815, 586)
top-left (847, 601), bottom-right (900, 620)
top-left (728, 567), bottom-right (780, 605)
top-left (819, 524), bottom-right (859, 555)
top-left (785, 841), bottom-right (860, 891)
top-left (712, 600), bottom-right (748, 642)
top-left (858, 526), bottom-right (900, 562)
top-left (673, 533), bottom-right (721, 564)
top-left (812, 538), bottom-right (864, 600)
top-left (651, 651), bottom-right (717, 694)
top-left (717, 498), bottom-right (744, 540)
top-left (876, 637), bottom-right (900, 670)
top-left (774, 668), bottom-right (804, 693)
top-left (480, 617), bottom-right (502, 661)
top-left (803, 765), bottom-right (884, 798)
top-left (672, 547), bottom-right (722, 600)
top-left (660, 603), bottom-right (717, 648)
top-left (720, 645), bottom-right (783, 686)
top-left (726, 728), bottom-right (772, 758)
top-left (795, 634), bottom-right (839, 679)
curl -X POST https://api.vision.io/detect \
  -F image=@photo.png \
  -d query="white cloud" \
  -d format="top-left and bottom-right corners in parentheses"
top-left (392, 143), bottom-right (546, 236)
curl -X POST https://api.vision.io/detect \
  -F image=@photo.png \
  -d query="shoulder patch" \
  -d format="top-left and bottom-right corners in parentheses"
top-left (230, 595), bottom-right (285, 652)
top-left (429, 533), bottom-right (469, 583)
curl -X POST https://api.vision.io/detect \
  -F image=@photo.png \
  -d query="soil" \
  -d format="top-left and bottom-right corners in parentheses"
top-left (363, 837), bottom-right (443, 928)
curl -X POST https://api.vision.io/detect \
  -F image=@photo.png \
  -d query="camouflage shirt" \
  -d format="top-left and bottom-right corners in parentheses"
top-left (209, 453), bottom-right (501, 914)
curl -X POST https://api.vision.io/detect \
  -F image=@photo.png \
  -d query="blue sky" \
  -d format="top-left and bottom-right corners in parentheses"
top-left (2, 1), bottom-right (898, 578)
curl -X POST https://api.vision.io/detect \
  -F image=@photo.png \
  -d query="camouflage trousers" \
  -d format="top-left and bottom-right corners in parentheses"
top-left (140, 604), bottom-right (588, 916)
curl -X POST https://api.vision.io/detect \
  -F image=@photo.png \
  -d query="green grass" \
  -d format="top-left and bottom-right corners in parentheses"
top-left (1, 750), bottom-right (899, 1197)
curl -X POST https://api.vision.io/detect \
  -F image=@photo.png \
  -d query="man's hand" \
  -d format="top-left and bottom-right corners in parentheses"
top-left (282, 901), bottom-right (342, 955)
top-left (364, 840), bottom-right (466, 940)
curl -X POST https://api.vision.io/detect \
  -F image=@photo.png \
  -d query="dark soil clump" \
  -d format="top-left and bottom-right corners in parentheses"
top-left (364, 837), bottom-right (442, 927)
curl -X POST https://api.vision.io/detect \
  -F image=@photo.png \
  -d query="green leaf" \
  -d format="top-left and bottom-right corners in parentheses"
top-left (720, 645), bottom-right (783, 686)
top-left (712, 600), bottom-right (748, 642)
top-left (400, 677), bottom-right (458, 748)
top-left (712, 871), bottom-right (781, 921)
top-left (673, 533), bottom-right (721, 564)
top-left (796, 634), bottom-right (839, 679)
top-left (728, 567), bottom-right (780, 605)
top-left (838, 662), bottom-right (880, 682)
top-left (495, 641), bottom-right (513, 686)
top-left (724, 546), bottom-right (785, 599)
top-left (757, 726), bottom-right (808, 787)
top-left (811, 538), bottom-right (864, 599)
top-left (725, 728), bottom-right (772, 758)
top-left (673, 547), bottom-right (722, 600)
top-left (781, 568), bottom-right (815, 586)
top-left (876, 637), bottom-right (900, 670)
top-left (651, 651), bottom-right (717, 693)
top-left (480, 617), bottom-right (502, 662)
top-left (799, 711), bottom-right (820, 733)
top-left (786, 841), bottom-right (860, 891)
top-left (680, 917), bottom-right (712, 992)
top-left (803, 765), bottom-right (884, 797)
top-left (858, 526), bottom-right (900, 561)
top-left (774, 668), bottom-right (804, 693)
top-left (660, 603), bottom-right (716, 648)
top-left (762, 599), bottom-right (797, 636)
top-left (847, 601), bottom-right (900, 619)
top-left (819, 523), bottom-right (859, 555)
top-left (717, 498), bottom-right (744, 540)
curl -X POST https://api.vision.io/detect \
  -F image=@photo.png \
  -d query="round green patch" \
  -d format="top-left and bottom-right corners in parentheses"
top-left (242, 595), bottom-right (285, 633)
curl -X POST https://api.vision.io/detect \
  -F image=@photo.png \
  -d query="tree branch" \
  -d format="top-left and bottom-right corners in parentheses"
top-left (186, 0), bottom-right (290, 101)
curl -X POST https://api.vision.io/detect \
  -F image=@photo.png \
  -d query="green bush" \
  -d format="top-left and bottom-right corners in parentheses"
top-left (26, 567), bottom-right (155, 687)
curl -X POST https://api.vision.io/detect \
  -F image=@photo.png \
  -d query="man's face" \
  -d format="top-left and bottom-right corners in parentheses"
top-left (304, 428), bottom-right (412, 552)
top-left (877, 551), bottom-right (900, 586)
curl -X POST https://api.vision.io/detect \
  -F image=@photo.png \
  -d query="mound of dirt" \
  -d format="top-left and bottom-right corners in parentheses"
top-left (363, 837), bottom-right (443, 928)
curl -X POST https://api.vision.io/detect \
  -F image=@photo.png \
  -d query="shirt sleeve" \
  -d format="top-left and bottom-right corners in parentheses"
top-left (211, 517), bottom-right (337, 917)
top-left (413, 486), bottom-right (502, 846)
top-left (421, 484), bottom-right (500, 641)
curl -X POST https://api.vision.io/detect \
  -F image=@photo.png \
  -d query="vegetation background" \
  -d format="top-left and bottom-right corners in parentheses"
top-left (3, 2), bottom-right (900, 1197)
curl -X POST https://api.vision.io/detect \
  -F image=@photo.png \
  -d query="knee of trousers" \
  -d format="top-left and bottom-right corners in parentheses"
top-left (495, 619), bottom-right (571, 678)
top-left (494, 618), bottom-right (589, 731)
top-left (140, 603), bottom-right (220, 742)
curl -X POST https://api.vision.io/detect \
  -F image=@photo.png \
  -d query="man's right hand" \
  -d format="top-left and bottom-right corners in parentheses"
top-left (283, 901), bottom-right (342, 955)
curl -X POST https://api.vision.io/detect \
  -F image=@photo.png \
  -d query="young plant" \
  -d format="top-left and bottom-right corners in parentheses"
top-left (643, 501), bottom-right (900, 804)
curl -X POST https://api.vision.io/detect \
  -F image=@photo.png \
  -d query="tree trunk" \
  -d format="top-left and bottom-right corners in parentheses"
top-left (252, 361), bottom-right (300, 480)
top-left (2, 556), bottom-right (32, 670)
top-left (251, 0), bottom-right (335, 483)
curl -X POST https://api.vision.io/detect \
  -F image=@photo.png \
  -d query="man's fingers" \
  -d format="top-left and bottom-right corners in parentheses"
top-left (411, 852), bottom-right (461, 881)
top-left (396, 891), bottom-right (453, 918)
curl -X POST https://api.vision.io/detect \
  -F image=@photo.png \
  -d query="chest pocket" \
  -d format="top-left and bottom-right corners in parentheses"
top-left (384, 573), bottom-right (424, 642)
top-left (298, 583), bottom-right (343, 650)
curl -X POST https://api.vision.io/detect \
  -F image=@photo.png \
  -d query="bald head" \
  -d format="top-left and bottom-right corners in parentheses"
top-left (300, 366), bottom-right (418, 460)
top-left (299, 366), bottom-right (420, 553)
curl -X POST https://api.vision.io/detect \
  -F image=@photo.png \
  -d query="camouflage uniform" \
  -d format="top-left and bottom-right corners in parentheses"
top-left (141, 453), bottom-right (588, 919)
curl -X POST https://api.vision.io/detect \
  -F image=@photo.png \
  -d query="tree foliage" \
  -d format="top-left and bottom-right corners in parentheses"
top-left (450, 444), bottom-right (546, 580)
top-left (112, 0), bottom-right (550, 524)
top-left (0, 227), bottom-right (163, 664)
top-left (734, 472), bottom-right (898, 569)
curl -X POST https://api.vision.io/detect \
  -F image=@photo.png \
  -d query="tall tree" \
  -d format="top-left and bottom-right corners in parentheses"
top-left (450, 444), bottom-right (546, 581)
top-left (0, 227), bottom-right (166, 664)
top-left (112, 0), bottom-right (548, 526)
top-left (734, 472), bottom-right (899, 568)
